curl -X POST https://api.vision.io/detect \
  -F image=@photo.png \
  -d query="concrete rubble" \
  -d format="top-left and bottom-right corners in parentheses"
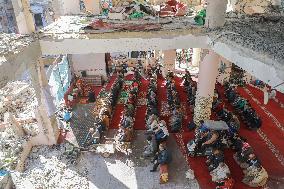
top-left (0, 124), bottom-right (27, 188)
top-left (232, 0), bottom-right (274, 15)
top-left (41, 15), bottom-right (199, 39)
top-left (0, 81), bottom-right (38, 123)
top-left (0, 33), bottom-right (35, 56)
top-left (0, 81), bottom-right (40, 188)
top-left (209, 14), bottom-right (284, 64)
top-left (11, 143), bottom-right (89, 189)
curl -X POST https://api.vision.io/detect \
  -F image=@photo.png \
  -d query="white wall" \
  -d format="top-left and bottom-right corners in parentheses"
top-left (60, 0), bottom-right (80, 15)
top-left (72, 53), bottom-right (107, 77)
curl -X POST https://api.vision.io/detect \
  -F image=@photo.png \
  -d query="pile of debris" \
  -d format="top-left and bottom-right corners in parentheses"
top-left (209, 15), bottom-right (284, 63)
top-left (0, 81), bottom-right (38, 123)
top-left (0, 33), bottom-right (35, 56)
top-left (108, 0), bottom-right (189, 20)
top-left (231, 0), bottom-right (275, 15)
top-left (0, 127), bottom-right (26, 169)
top-left (11, 143), bottom-right (88, 189)
top-left (0, 126), bottom-right (27, 188)
top-left (0, 81), bottom-right (40, 188)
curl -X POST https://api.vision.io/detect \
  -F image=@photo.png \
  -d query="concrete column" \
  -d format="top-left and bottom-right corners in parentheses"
top-left (162, 50), bottom-right (176, 77)
top-left (191, 48), bottom-right (202, 67)
top-left (37, 59), bottom-right (59, 145)
top-left (205, 0), bottom-right (227, 29)
top-left (194, 50), bottom-right (219, 125)
top-left (84, 0), bottom-right (101, 14)
top-left (11, 0), bottom-right (35, 34)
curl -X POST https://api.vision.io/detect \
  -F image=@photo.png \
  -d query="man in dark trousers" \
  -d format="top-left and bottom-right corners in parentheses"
top-left (150, 144), bottom-right (171, 172)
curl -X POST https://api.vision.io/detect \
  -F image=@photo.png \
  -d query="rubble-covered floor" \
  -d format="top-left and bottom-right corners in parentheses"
top-left (78, 130), bottom-right (199, 189)
top-left (0, 81), bottom-right (40, 188)
top-left (12, 131), bottom-right (199, 189)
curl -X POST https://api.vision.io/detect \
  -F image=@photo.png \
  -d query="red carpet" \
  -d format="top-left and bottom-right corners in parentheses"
top-left (157, 77), bottom-right (170, 126)
top-left (173, 77), bottom-right (217, 189)
top-left (109, 104), bottom-right (124, 129)
top-left (110, 75), bottom-right (148, 130)
top-left (217, 84), bottom-right (284, 187)
top-left (245, 85), bottom-right (284, 127)
top-left (133, 78), bottom-right (149, 130)
top-left (105, 74), bottom-right (117, 91)
top-left (166, 78), bottom-right (284, 189)
top-left (237, 87), bottom-right (284, 157)
top-left (156, 76), bottom-right (216, 188)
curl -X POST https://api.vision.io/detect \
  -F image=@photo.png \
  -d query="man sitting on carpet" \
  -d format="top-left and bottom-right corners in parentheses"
top-left (154, 121), bottom-right (169, 147)
top-left (142, 135), bottom-right (157, 158)
top-left (120, 113), bottom-right (133, 129)
top-left (87, 90), bottom-right (96, 103)
top-left (242, 163), bottom-right (268, 187)
top-left (169, 107), bottom-right (183, 132)
top-left (150, 144), bottom-right (171, 172)
top-left (206, 148), bottom-right (225, 172)
top-left (146, 114), bottom-right (159, 132)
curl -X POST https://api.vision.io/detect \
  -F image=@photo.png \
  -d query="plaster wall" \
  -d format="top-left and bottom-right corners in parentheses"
top-left (72, 53), bottom-right (107, 77)
top-left (162, 49), bottom-right (176, 76)
top-left (83, 0), bottom-right (100, 14)
top-left (60, 0), bottom-right (80, 15)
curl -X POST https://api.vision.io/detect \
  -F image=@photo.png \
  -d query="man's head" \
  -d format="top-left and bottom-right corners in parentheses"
top-left (159, 143), bottom-right (165, 151)
top-left (89, 128), bottom-right (95, 133)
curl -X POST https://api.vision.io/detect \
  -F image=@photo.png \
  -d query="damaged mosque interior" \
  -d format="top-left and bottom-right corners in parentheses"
top-left (1, 0), bottom-right (284, 189)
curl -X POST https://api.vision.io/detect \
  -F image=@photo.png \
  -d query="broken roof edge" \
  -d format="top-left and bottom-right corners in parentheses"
top-left (39, 26), bottom-right (206, 40)
top-left (210, 39), bottom-right (284, 92)
top-left (0, 33), bottom-right (38, 58)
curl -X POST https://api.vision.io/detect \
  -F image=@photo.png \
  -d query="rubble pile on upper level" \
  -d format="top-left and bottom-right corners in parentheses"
top-left (232, 0), bottom-right (275, 15)
top-left (0, 33), bottom-right (35, 56)
top-left (209, 14), bottom-right (284, 64)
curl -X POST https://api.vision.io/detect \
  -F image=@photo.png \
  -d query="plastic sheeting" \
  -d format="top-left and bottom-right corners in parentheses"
top-left (48, 56), bottom-right (71, 106)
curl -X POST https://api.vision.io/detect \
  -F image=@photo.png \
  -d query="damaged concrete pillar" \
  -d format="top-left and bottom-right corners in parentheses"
top-left (84, 0), bottom-right (101, 14)
top-left (11, 0), bottom-right (35, 34)
top-left (4, 112), bottom-right (25, 137)
top-left (37, 59), bottom-right (59, 145)
top-left (191, 48), bottom-right (202, 67)
top-left (162, 50), bottom-right (176, 77)
top-left (205, 0), bottom-right (227, 29)
top-left (193, 50), bottom-right (219, 125)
